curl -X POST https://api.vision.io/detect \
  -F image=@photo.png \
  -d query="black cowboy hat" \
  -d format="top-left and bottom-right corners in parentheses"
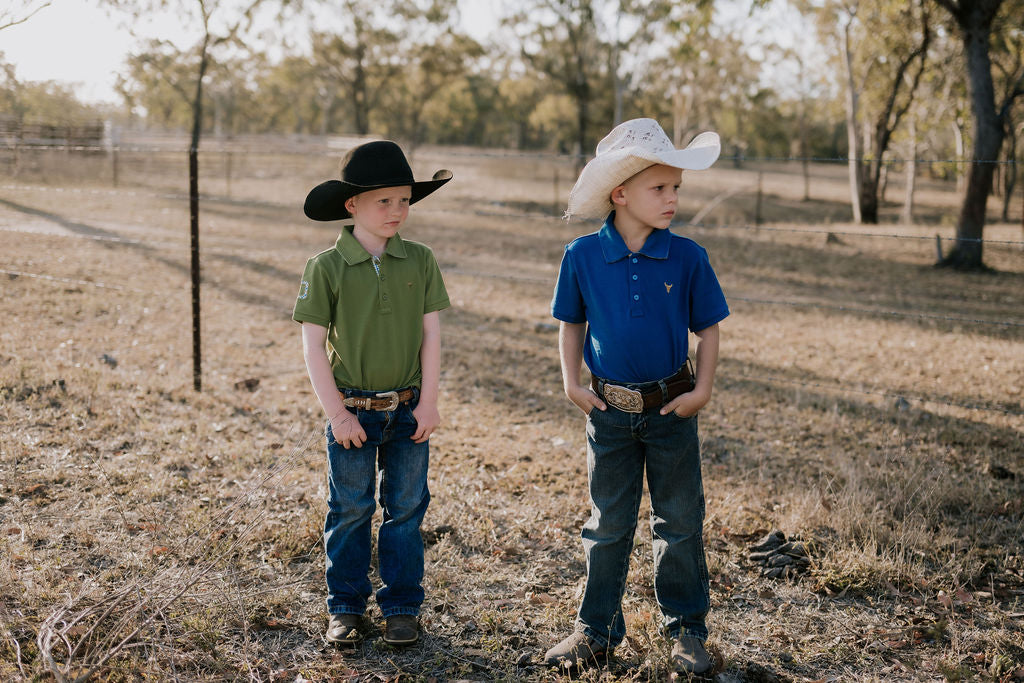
top-left (303, 140), bottom-right (453, 221)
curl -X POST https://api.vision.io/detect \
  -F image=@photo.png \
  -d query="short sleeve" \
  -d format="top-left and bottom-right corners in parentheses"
top-left (422, 249), bottom-right (450, 314)
top-left (292, 257), bottom-right (334, 327)
top-left (688, 247), bottom-right (730, 332)
top-left (551, 246), bottom-right (586, 323)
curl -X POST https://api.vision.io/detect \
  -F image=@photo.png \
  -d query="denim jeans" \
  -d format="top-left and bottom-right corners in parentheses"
top-left (323, 388), bottom-right (429, 618)
top-left (576, 404), bottom-right (709, 648)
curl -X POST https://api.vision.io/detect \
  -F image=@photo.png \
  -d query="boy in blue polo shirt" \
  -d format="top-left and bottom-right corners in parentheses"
top-left (545, 118), bottom-right (728, 677)
top-left (293, 140), bottom-right (452, 649)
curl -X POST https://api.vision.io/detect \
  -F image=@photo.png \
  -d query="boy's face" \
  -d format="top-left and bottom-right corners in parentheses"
top-left (345, 185), bottom-right (412, 240)
top-left (613, 164), bottom-right (683, 230)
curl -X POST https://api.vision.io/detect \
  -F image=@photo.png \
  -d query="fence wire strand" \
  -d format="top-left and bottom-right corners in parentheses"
top-left (3, 149), bottom-right (1020, 419)
top-left (4, 143), bottom-right (1023, 166)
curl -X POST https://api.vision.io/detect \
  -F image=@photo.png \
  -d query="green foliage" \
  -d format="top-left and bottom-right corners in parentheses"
top-left (116, 40), bottom-right (199, 129)
top-left (0, 61), bottom-right (102, 125)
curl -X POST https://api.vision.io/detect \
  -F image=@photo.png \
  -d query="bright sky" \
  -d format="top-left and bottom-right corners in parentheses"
top-left (1, 0), bottom-right (504, 105)
top-left (2, 0), bottom-right (813, 107)
top-left (2, 0), bottom-right (135, 103)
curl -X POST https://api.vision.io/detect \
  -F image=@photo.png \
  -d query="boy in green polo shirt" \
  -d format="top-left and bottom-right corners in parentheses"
top-left (293, 140), bottom-right (452, 648)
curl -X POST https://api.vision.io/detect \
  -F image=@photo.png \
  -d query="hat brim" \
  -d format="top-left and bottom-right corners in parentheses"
top-left (304, 170), bottom-right (453, 221)
top-left (567, 132), bottom-right (721, 219)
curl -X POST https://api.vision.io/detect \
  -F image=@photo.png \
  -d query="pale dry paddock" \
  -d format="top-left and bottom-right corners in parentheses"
top-left (1, 138), bottom-right (1022, 681)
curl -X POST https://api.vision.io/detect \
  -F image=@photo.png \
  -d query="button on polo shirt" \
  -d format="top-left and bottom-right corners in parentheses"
top-left (293, 226), bottom-right (450, 391)
top-left (551, 213), bottom-right (729, 384)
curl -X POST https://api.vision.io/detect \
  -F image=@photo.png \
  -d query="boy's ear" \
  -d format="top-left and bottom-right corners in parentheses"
top-left (610, 185), bottom-right (627, 207)
top-left (344, 196), bottom-right (358, 215)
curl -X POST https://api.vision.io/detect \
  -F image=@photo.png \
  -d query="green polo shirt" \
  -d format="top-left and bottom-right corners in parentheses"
top-left (292, 226), bottom-right (450, 391)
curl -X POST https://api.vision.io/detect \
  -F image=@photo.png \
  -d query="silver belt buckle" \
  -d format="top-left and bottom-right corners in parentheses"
top-left (375, 391), bottom-right (400, 411)
top-left (343, 395), bottom-right (370, 409)
top-left (602, 383), bottom-right (644, 413)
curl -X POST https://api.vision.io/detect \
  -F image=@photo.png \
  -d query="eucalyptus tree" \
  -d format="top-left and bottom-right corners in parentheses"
top-left (118, 41), bottom-right (269, 134)
top-left (990, 9), bottom-right (1022, 221)
top-left (1, 0), bottom-right (52, 136)
top-left (768, 40), bottom-right (837, 200)
top-left (0, 58), bottom-right (26, 124)
top-left (607, 0), bottom-right (713, 126)
top-left (857, 1), bottom-right (931, 224)
top-left (0, 68), bottom-right (99, 126)
top-left (932, 0), bottom-right (1024, 269)
top-left (418, 72), bottom-right (504, 146)
top-left (504, 0), bottom-right (729, 165)
top-left (496, 73), bottom-right (550, 148)
top-left (384, 0), bottom-right (484, 149)
top-left (116, 40), bottom-right (204, 128)
top-left (308, 0), bottom-right (402, 136)
top-left (618, 0), bottom-right (715, 145)
top-left (801, 0), bottom-right (931, 224)
top-left (504, 0), bottom-right (607, 166)
top-left (251, 54), bottom-right (321, 133)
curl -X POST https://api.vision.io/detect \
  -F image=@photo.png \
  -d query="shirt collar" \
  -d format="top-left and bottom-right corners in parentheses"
top-left (335, 225), bottom-right (408, 265)
top-left (597, 211), bottom-right (672, 263)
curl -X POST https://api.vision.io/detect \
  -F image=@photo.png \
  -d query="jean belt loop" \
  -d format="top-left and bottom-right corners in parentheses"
top-left (657, 379), bottom-right (668, 406)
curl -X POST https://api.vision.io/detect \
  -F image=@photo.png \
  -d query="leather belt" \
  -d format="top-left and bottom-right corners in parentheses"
top-left (592, 363), bottom-right (695, 413)
top-left (341, 388), bottom-right (416, 411)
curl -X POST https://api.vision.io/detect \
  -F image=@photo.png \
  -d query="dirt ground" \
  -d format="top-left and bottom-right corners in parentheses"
top-left (1, 141), bottom-right (1022, 682)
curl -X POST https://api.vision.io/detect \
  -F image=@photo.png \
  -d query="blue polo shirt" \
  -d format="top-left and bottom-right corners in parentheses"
top-left (551, 212), bottom-right (729, 384)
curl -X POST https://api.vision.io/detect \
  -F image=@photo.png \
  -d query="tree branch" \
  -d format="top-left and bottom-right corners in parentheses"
top-left (0, 0), bottom-right (51, 31)
top-left (997, 71), bottom-right (1024, 125)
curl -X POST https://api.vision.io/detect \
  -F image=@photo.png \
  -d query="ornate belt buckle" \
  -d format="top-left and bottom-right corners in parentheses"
top-left (343, 395), bottom-right (370, 409)
top-left (602, 383), bottom-right (644, 413)
top-left (375, 391), bottom-right (400, 411)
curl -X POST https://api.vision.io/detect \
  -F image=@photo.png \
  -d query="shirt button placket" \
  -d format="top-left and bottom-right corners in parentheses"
top-left (378, 261), bottom-right (393, 314)
top-left (628, 254), bottom-right (643, 316)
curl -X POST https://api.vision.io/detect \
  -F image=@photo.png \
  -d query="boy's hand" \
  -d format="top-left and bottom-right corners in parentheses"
top-left (660, 385), bottom-right (712, 418)
top-left (411, 401), bottom-right (440, 443)
top-left (330, 411), bottom-right (367, 449)
top-left (566, 383), bottom-right (606, 415)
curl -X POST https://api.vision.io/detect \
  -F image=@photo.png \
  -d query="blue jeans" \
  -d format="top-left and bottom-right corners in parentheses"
top-left (323, 388), bottom-right (429, 618)
top-left (576, 405), bottom-right (709, 648)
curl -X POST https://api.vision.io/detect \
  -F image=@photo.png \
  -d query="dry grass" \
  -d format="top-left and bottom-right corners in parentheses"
top-left (1, 137), bottom-right (1022, 682)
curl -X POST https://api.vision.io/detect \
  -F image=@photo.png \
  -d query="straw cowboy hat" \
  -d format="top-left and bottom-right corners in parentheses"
top-left (304, 140), bottom-right (453, 221)
top-left (566, 118), bottom-right (721, 219)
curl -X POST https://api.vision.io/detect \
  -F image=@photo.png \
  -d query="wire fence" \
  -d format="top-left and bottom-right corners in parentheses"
top-left (2, 142), bottom-right (1021, 417)
top-left (2, 139), bottom-right (1022, 235)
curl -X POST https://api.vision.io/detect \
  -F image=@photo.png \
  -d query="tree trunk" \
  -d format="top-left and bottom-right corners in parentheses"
top-left (940, 10), bottom-right (1004, 270)
top-left (574, 77), bottom-right (588, 173)
top-left (1002, 121), bottom-right (1017, 221)
top-left (318, 90), bottom-right (333, 137)
top-left (802, 155), bottom-right (810, 201)
top-left (353, 49), bottom-right (369, 135)
top-left (671, 88), bottom-right (691, 147)
top-left (901, 117), bottom-right (917, 224)
top-left (611, 11), bottom-right (623, 126)
top-left (840, 17), bottom-right (863, 223)
top-left (951, 120), bottom-right (966, 193)
top-left (859, 160), bottom-right (880, 223)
